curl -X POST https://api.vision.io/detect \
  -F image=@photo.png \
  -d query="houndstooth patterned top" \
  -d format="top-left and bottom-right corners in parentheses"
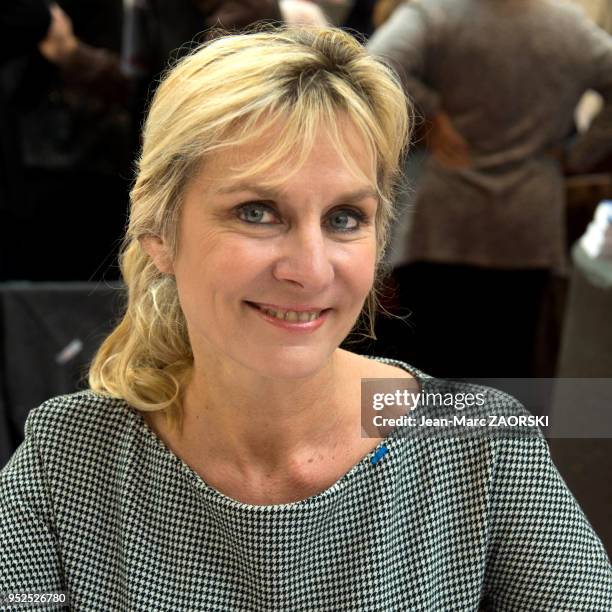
top-left (1, 357), bottom-right (611, 611)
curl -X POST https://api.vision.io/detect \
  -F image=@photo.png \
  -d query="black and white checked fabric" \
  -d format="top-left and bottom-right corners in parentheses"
top-left (1, 357), bottom-right (611, 611)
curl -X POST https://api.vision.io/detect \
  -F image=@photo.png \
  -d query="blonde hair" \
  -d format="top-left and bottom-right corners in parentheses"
top-left (89, 26), bottom-right (411, 432)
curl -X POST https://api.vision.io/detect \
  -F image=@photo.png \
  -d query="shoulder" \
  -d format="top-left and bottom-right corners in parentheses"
top-left (21, 390), bottom-right (137, 469)
top-left (26, 390), bottom-right (133, 434)
top-left (372, 364), bottom-right (549, 470)
top-left (366, 355), bottom-right (537, 422)
top-left (355, 352), bottom-right (419, 380)
top-left (1, 391), bottom-right (140, 509)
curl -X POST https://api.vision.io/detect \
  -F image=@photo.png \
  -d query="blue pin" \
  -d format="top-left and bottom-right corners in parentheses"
top-left (370, 445), bottom-right (388, 465)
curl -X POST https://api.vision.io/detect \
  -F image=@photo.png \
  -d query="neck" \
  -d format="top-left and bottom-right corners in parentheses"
top-left (177, 348), bottom-right (361, 475)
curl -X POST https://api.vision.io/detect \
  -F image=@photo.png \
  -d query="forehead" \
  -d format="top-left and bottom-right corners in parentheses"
top-left (192, 115), bottom-right (378, 194)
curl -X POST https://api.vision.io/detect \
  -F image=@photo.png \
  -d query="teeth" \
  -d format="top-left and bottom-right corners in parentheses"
top-left (261, 307), bottom-right (321, 322)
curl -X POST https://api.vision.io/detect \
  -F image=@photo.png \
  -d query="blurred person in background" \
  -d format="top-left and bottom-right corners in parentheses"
top-left (0, 0), bottom-right (52, 280)
top-left (342, 0), bottom-right (378, 38)
top-left (372, 0), bottom-right (406, 28)
top-left (368, 0), bottom-right (612, 378)
top-left (0, 0), bottom-right (129, 281)
top-left (283, 1), bottom-right (378, 38)
top-left (123, 0), bottom-right (283, 126)
top-left (280, 0), bottom-right (329, 25)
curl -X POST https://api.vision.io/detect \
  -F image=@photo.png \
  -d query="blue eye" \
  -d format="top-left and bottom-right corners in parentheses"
top-left (327, 209), bottom-right (366, 233)
top-left (235, 202), bottom-right (368, 233)
top-left (237, 203), bottom-right (278, 224)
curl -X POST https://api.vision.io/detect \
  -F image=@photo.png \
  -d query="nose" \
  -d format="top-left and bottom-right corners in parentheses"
top-left (272, 223), bottom-right (334, 292)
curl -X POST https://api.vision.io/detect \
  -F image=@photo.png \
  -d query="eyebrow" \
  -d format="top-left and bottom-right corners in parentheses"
top-left (215, 183), bottom-right (379, 207)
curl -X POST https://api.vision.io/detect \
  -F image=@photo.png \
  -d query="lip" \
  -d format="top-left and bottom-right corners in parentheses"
top-left (247, 301), bottom-right (328, 313)
top-left (244, 301), bottom-right (331, 332)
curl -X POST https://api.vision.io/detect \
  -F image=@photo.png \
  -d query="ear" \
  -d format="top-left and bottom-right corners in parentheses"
top-left (139, 235), bottom-right (174, 275)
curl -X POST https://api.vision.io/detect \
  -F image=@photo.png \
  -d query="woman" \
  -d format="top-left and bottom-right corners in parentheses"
top-left (1, 26), bottom-right (610, 611)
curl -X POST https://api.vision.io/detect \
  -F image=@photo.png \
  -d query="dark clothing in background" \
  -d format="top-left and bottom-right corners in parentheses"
top-left (0, 0), bottom-right (50, 220)
top-left (124, 0), bottom-right (282, 129)
top-left (0, 0), bottom-right (131, 281)
top-left (122, 0), bottom-right (222, 131)
top-left (342, 0), bottom-right (377, 39)
top-left (0, 1), bottom-right (50, 280)
top-left (135, 0), bottom-right (283, 79)
top-left (390, 263), bottom-right (550, 379)
top-left (0, 0), bottom-right (50, 457)
top-left (129, 0), bottom-right (215, 81)
top-left (0, 0), bottom-right (50, 61)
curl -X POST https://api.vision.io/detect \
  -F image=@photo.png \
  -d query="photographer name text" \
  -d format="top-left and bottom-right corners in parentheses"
top-left (372, 414), bottom-right (549, 428)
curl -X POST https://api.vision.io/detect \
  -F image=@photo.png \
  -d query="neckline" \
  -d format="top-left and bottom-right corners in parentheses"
top-left (131, 356), bottom-right (426, 511)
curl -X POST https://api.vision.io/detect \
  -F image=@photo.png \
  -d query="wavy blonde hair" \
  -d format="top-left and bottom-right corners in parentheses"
top-left (89, 26), bottom-right (410, 432)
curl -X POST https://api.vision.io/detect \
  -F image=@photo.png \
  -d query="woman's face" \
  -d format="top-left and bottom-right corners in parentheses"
top-left (157, 123), bottom-right (378, 380)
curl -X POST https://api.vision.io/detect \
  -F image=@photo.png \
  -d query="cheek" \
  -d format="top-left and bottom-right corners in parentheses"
top-left (357, 264), bottom-right (377, 296)
top-left (358, 244), bottom-right (378, 295)
top-left (174, 237), bottom-right (268, 306)
top-left (333, 245), bottom-right (377, 303)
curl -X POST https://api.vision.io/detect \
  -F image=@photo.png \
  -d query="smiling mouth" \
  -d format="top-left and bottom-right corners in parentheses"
top-left (244, 301), bottom-right (330, 323)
